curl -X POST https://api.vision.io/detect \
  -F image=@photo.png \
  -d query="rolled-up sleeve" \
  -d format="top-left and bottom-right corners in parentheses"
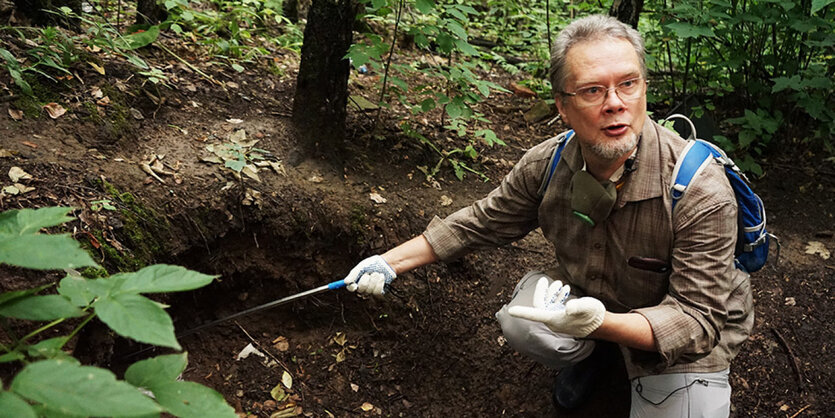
top-left (423, 143), bottom-right (553, 262)
top-left (634, 197), bottom-right (738, 367)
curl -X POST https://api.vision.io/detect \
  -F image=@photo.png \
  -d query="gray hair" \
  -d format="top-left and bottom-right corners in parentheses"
top-left (549, 15), bottom-right (646, 97)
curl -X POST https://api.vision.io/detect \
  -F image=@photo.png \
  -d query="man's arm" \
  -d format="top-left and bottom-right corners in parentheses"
top-left (381, 235), bottom-right (439, 275)
top-left (590, 312), bottom-right (656, 352)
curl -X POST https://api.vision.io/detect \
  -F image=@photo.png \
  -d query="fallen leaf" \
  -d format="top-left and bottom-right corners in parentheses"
top-left (21, 141), bottom-right (38, 148)
top-left (350, 383), bottom-right (359, 392)
top-left (509, 82), bottom-right (536, 98)
top-left (784, 297), bottom-right (796, 306)
top-left (96, 96), bottom-right (111, 106)
top-left (440, 195), bottom-right (453, 206)
top-left (272, 336), bottom-right (290, 352)
top-left (270, 383), bottom-right (288, 402)
top-left (369, 192), bottom-right (387, 204)
top-left (236, 343), bottom-right (266, 360)
top-left (0, 149), bottom-right (12, 158)
top-left (360, 402), bottom-right (374, 412)
top-left (221, 181), bottom-right (236, 191)
top-left (230, 129), bottom-right (259, 148)
top-left (226, 81), bottom-right (240, 89)
top-left (332, 333), bottom-right (347, 346)
top-left (308, 175), bottom-right (323, 183)
top-left (497, 336), bottom-right (507, 347)
top-left (43, 103), bottom-right (67, 119)
top-left (3, 185), bottom-right (20, 195)
top-left (15, 183), bottom-right (34, 193)
top-left (270, 406), bottom-right (298, 418)
top-left (268, 161), bottom-right (287, 176)
top-left (226, 118), bottom-right (244, 124)
top-left (804, 241), bottom-right (830, 260)
top-left (91, 86), bottom-right (103, 99)
top-left (201, 155), bottom-right (223, 164)
top-left (88, 61), bottom-right (106, 75)
top-left (779, 405), bottom-right (789, 412)
top-left (282, 371), bottom-right (293, 389)
top-left (8, 108), bottom-right (23, 121)
top-left (242, 165), bottom-right (261, 182)
top-left (130, 108), bottom-right (144, 120)
top-left (335, 349), bottom-right (346, 363)
top-left (9, 167), bottom-right (32, 182)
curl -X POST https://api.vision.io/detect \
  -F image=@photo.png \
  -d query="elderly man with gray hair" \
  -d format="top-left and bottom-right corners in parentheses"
top-left (344, 14), bottom-right (753, 417)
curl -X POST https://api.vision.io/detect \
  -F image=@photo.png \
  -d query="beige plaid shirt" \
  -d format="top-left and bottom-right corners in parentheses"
top-left (423, 117), bottom-right (754, 378)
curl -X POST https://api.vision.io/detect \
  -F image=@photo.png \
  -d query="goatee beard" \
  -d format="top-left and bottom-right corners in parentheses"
top-left (588, 132), bottom-right (639, 160)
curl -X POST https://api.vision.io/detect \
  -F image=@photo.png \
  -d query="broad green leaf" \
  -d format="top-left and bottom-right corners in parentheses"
top-left (0, 295), bottom-right (84, 320)
top-left (446, 98), bottom-right (464, 119)
top-left (0, 284), bottom-right (51, 306)
top-left (771, 75), bottom-right (802, 93)
top-left (119, 26), bottom-right (160, 50)
top-left (454, 39), bottom-right (479, 56)
top-left (231, 63), bottom-right (244, 72)
top-left (10, 359), bottom-right (162, 417)
top-left (0, 351), bottom-right (25, 363)
top-left (94, 294), bottom-right (180, 349)
top-left (0, 207), bottom-right (74, 235)
top-left (415, 0), bottom-right (434, 13)
top-left (445, 21), bottom-right (468, 40)
top-left (419, 98), bottom-right (436, 112)
top-left (225, 158), bottom-right (246, 172)
top-left (151, 381), bottom-right (236, 418)
top-left (113, 264), bottom-right (217, 294)
top-left (125, 353), bottom-right (188, 388)
top-left (27, 337), bottom-right (70, 360)
top-left (811, 0), bottom-right (834, 13)
top-left (0, 391), bottom-right (37, 418)
top-left (57, 275), bottom-right (98, 306)
top-left (0, 234), bottom-right (97, 270)
top-left (664, 22), bottom-right (716, 39)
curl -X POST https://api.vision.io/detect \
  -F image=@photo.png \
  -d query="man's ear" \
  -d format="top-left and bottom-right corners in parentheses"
top-left (555, 97), bottom-right (569, 126)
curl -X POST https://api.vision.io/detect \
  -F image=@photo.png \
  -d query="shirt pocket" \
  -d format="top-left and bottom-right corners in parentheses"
top-left (619, 258), bottom-right (671, 309)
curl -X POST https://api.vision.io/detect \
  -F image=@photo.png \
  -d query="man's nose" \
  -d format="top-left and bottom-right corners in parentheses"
top-left (601, 88), bottom-right (626, 112)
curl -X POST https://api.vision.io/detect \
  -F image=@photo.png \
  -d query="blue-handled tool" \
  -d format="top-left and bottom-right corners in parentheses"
top-left (122, 279), bottom-right (349, 359)
top-left (176, 278), bottom-right (349, 339)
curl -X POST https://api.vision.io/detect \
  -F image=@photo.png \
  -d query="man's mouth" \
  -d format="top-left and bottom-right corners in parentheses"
top-left (603, 124), bottom-right (629, 135)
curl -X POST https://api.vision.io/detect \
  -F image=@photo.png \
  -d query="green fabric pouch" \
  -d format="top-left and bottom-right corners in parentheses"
top-left (570, 170), bottom-right (617, 227)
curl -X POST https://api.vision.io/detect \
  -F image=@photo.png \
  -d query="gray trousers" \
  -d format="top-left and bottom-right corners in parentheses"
top-left (495, 271), bottom-right (732, 418)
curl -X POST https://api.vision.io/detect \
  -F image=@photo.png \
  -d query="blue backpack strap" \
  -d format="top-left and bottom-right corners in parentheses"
top-left (537, 130), bottom-right (574, 197)
top-left (670, 140), bottom-right (715, 211)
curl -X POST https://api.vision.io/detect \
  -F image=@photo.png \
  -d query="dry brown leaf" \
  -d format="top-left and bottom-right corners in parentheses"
top-left (8, 108), bottom-right (23, 121)
top-left (91, 86), bottom-right (104, 99)
top-left (3, 185), bottom-right (20, 195)
top-left (350, 383), bottom-right (359, 392)
top-left (96, 96), bottom-right (111, 106)
top-left (272, 336), bottom-right (290, 352)
top-left (242, 165), bottom-right (261, 182)
top-left (360, 402), bottom-right (374, 412)
top-left (130, 108), bottom-right (144, 120)
top-left (88, 61), bottom-right (105, 75)
top-left (268, 161), bottom-right (287, 176)
top-left (335, 349), bottom-right (346, 363)
top-left (804, 241), bottom-right (830, 259)
top-left (0, 149), bottom-right (13, 158)
top-left (369, 192), bottom-right (387, 204)
top-left (282, 371), bottom-right (293, 389)
top-left (440, 195), bottom-right (453, 206)
top-left (9, 167), bottom-right (32, 182)
top-left (43, 103), bottom-right (67, 119)
top-left (13, 183), bottom-right (35, 194)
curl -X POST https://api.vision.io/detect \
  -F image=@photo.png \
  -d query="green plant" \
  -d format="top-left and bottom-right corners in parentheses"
top-left (0, 207), bottom-right (236, 417)
top-left (643, 0), bottom-right (835, 166)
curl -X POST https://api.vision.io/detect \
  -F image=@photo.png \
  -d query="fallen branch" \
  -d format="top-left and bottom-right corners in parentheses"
top-left (771, 327), bottom-right (805, 390)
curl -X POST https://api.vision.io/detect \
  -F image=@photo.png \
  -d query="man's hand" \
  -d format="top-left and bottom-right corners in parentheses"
top-left (507, 277), bottom-right (605, 338)
top-left (344, 255), bottom-right (397, 296)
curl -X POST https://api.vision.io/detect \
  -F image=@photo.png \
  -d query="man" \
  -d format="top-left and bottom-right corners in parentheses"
top-left (344, 15), bottom-right (753, 417)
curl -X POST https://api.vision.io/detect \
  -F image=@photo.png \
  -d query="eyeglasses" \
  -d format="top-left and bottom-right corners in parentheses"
top-left (561, 77), bottom-right (646, 108)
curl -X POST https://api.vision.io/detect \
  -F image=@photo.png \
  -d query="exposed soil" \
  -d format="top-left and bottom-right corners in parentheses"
top-left (1, 39), bottom-right (833, 418)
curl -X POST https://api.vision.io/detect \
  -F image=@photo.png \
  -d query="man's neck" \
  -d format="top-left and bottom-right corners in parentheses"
top-left (581, 145), bottom-right (638, 182)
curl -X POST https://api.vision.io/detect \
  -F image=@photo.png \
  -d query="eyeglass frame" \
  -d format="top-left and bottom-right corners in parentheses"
top-left (559, 77), bottom-right (648, 108)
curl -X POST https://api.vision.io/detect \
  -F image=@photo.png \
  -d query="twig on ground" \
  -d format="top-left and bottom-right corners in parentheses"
top-left (789, 404), bottom-right (811, 418)
top-left (771, 327), bottom-right (805, 390)
top-left (234, 321), bottom-right (289, 371)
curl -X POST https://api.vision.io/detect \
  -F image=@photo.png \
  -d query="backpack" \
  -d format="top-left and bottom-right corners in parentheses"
top-left (537, 116), bottom-right (776, 273)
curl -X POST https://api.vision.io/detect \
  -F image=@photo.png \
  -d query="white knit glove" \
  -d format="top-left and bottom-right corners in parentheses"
top-left (507, 277), bottom-right (605, 338)
top-left (344, 255), bottom-right (396, 297)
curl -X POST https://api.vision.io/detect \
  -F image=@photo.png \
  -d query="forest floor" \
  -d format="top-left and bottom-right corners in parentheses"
top-left (0, 33), bottom-right (833, 418)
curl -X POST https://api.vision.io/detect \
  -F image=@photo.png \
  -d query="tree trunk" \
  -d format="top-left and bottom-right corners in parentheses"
top-left (136, 0), bottom-right (167, 25)
top-left (292, 0), bottom-right (357, 162)
top-left (609, 0), bottom-right (643, 28)
top-left (12, 0), bottom-right (80, 29)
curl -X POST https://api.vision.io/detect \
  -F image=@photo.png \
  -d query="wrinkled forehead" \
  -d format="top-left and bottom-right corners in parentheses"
top-left (564, 37), bottom-right (642, 85)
